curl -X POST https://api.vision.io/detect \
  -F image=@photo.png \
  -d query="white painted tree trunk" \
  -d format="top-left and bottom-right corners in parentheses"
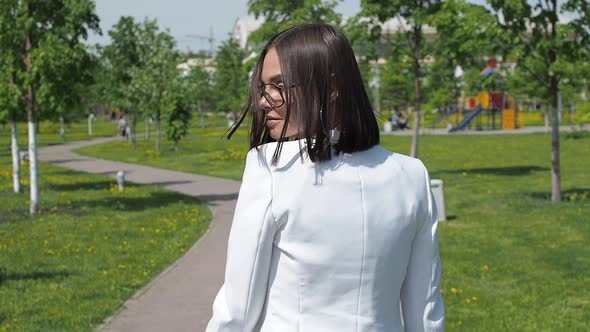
top-left (11, 119), bottom-right (21, 193)
top-left (198, 101), bottom-right (204, 128)
top-left (146, 117), bottom-right (151, 140)
top-left (88, 114), bottom-right (93, 135)
top-left (59, 115), bottom-right (65, 141)
top-left (156, 118), bottom-right (161, 152)
top-left (28, 120), bottom-right (39, 214)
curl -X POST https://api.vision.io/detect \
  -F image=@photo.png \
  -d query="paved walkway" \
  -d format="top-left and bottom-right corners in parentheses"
top-left (38, 137), bottom-right (241, 332)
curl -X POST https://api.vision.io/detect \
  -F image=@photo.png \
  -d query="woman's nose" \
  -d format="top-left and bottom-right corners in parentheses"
top-left (259, 93), bottom-right (271, 110)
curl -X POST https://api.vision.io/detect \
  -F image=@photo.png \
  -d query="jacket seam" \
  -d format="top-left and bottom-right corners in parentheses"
top-left (355, 167), bottom-right (367, 332)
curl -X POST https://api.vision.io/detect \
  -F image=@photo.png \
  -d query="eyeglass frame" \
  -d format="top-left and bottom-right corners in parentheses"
top-left (258, 82), bottom-right (294, 109)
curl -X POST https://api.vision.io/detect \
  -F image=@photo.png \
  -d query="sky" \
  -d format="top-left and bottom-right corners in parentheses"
top-left (89, 0), bottom-right (576, 53)
top-left (87, 0), bottom-right (362, 52)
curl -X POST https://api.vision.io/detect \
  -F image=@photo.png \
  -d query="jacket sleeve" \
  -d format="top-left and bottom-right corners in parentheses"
top-left (400, 161), bottom-right (445, 331)
top-left (207, 148), bottom-right (277, 332)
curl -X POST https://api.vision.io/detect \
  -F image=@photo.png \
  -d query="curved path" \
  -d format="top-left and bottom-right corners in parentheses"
top-left (38, 137), bottom-right (240, 332)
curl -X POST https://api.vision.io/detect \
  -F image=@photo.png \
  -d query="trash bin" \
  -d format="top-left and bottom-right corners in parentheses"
top-left (430, 179), bottom-right (446, 222)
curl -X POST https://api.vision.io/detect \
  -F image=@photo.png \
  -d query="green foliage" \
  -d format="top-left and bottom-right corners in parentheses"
top-left (101, 16), bottom-right (142, 108)
top-left (488, 0), bottom-right (590, 96)
top-left (429, 0), bottom-right (504, 68)
top-left (213, 37), bottom-right (249, 114)
top-left (0, 0), bottom-right (100, 121)
top-left (425, 0), bottom-right (506, 110)
top-left (185, 64), bottom-right (214, 112)
top-left (423, 59), bottom-right (456, 112)
top-left (380, 42), bottom-right (414, 111)
top-left (163, 87), bottom-right (192, 148)
top-left (247, 0), bottom-right (342, 46)
top-left (574, 101), bottom-right (590, 124)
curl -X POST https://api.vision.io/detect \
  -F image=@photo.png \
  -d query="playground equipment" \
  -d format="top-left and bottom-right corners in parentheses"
top-left (443, 58), bottom-right (520, 132)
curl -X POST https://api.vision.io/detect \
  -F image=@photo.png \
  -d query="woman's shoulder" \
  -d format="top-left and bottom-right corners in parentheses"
top-left (245, 141), bottom-right (428, 178)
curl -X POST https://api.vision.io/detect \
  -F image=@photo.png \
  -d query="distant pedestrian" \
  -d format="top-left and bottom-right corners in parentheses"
top-left (118, 115), bottom-right (128, 137)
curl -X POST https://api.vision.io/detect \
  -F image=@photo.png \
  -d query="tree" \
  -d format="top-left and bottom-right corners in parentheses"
top-left (380, 42), bottom-right (415, 114)
top-left (102, 16), bottom-right (142, 148)
top-left (129, 19), bottom-right (177, 152)
top-left (0, 57), bottom-right (24, 193)
top-left (164, 86), bottom-right (192, 151)
top-left (0, 1), bottom-right (24, 194)
top-left (185, 64), bottom-right (213, 128)
top-left (362, 0), bottom-right (443, 158)
top-left (488, 0), bottom-right (590, 201)
top-left (213, 37), bottom-right (249, 119)
top-left (422, 0), bottom-right (506, 119)
top-left (35, 33), bottom-right (98, 141)
top-left (247, 0), bottom-right (342, 46)
top-left (0, 0), bottom-right (100, 215)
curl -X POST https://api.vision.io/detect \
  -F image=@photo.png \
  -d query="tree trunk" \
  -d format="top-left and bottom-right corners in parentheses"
top-left (131, 110), bottom-right (137, 149)
top-left (410, 25), bottom-right (422, 158)
top-left (59, 115), bottom-right (65, 141)
top-left (28, 119), bottom-right (39, 214)
top-left (550, 76), bottom-right (561, 202)
top-left (88, 114), bottom-right (93, 135)
top-left (549, 5), bottom-right (561, 202)
top-left (198, 100), bottom-right (204, 128)
top-left (26, 0), bottom-right (39, 215)
top-left (11, 118), bottom-right (21, 193)
top-left (146, 116), bottom-right (151, 140)
top-left (156, 118), bottom-right (161, 152)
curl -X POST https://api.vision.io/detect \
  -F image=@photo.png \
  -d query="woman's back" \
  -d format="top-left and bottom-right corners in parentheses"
top-left (207, 140), bottom-right (444, 332)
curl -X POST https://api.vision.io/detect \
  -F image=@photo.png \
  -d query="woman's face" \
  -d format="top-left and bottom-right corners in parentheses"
top-left (259, 48), bottom-right (299, 139)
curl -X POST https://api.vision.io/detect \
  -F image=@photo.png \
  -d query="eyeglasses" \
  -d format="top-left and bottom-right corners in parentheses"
top-left (258, 82), bottom-right (287, 109)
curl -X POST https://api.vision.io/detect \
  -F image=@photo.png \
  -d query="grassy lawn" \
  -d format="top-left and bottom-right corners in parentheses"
top-left (1, 118), bottom-right (120, 147)
top-left (77, 124), bottom-right (590, 331)
top-left (0, 123), bottom-right (212, 331)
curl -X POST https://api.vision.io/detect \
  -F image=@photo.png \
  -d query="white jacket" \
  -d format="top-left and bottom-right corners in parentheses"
top-left (207, 140), bottom-right (444, 332)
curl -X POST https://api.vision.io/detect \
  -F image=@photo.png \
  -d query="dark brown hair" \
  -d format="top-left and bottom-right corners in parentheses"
top-left (228, 23), bottom-right (380, 164)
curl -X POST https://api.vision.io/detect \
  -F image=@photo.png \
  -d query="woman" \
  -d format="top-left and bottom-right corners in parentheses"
top-left (207, 24), bottom-right (444, 332)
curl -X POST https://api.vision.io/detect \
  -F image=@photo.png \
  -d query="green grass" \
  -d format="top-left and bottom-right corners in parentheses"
top-left (0, 122), bottom-right (212, 331)
top-left (1, 118), bottom-right (120, 148)
top-left (77, 124), bottom-right (590, 331)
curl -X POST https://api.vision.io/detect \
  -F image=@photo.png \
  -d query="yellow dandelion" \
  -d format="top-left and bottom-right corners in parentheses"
top-left (483, 264), bottom-right (490, 272)
top-left (472, 296), bottom-right (478, 301)
top-left (451, 287), bottom-right (458, 294)
top-left (465, 298), bottom-right (471, 304)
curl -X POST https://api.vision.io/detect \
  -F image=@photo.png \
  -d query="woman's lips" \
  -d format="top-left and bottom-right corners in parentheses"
top-left (266, 118), bottom-right (281, 128)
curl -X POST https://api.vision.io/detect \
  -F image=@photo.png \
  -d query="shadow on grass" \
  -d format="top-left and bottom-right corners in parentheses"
top-left (437, 165), bottom-right (548, 176)
top-left (72, 190), bottom-right (200, 212)
top-left (0, 269), bottom-right (72, 286)
top-left (0, 208), bottom-right (29, 224)
top-left (45, 180), bottom-right (139, 192)
top-left (444, 215), bottom-right (457, 221)
top-left (529, 188), bottom-right (590, 202)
